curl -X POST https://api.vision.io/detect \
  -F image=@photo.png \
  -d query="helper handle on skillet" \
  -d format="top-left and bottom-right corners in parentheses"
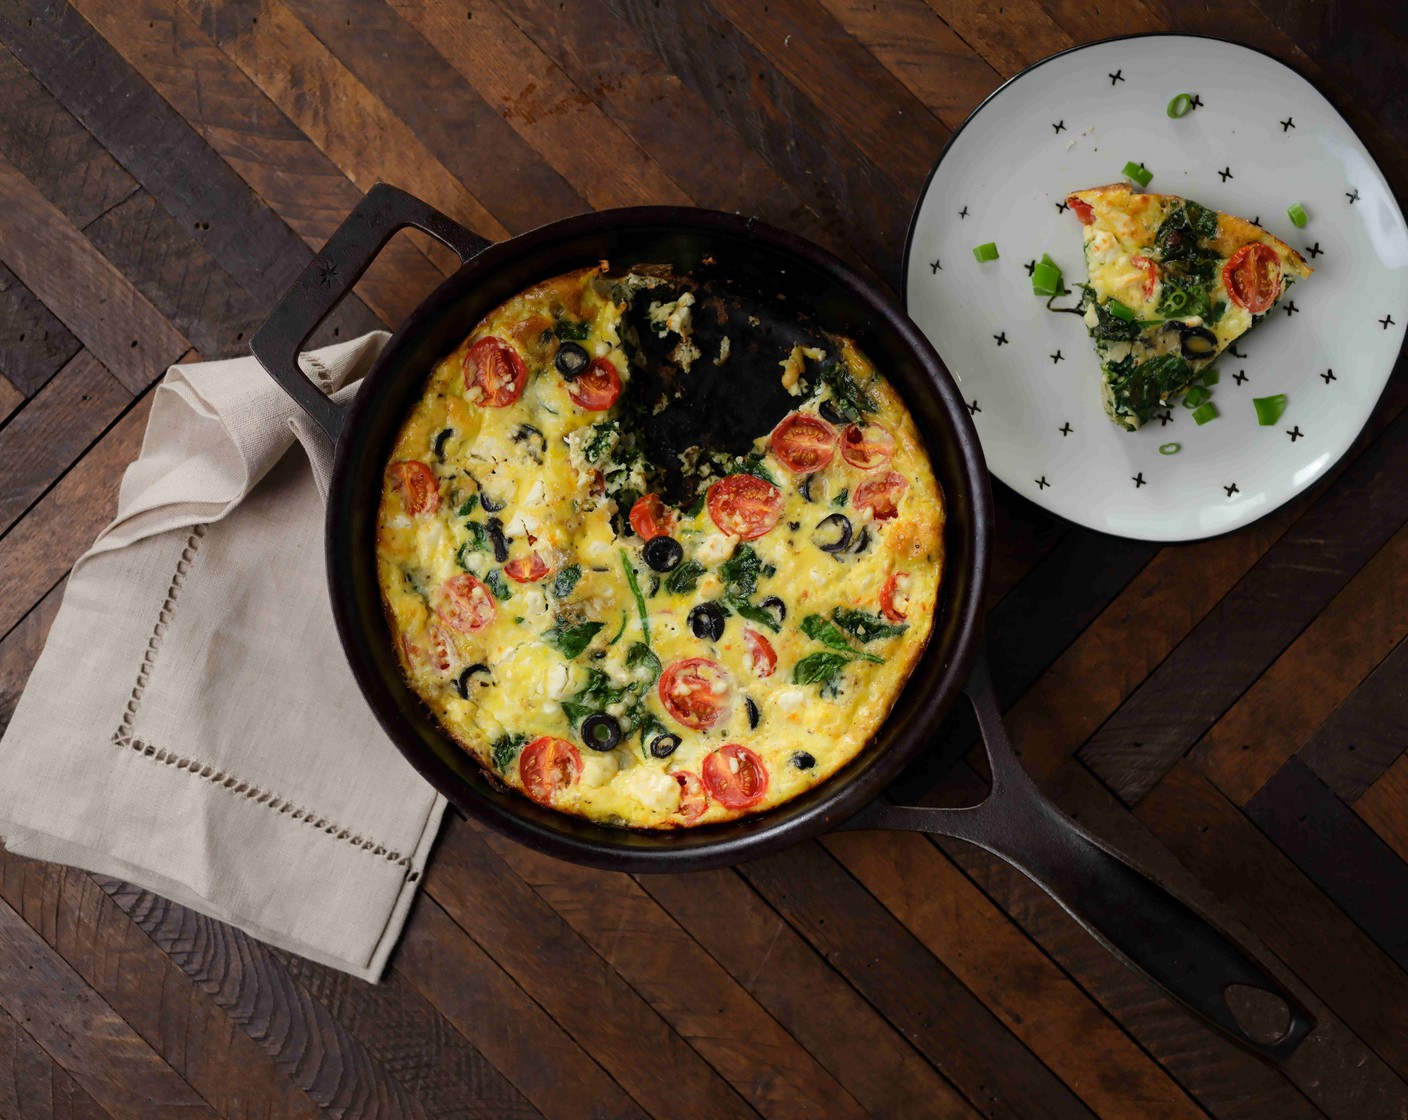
top-left (251, 183), bottom-right (492, 442)
top-left (843, 649), bottom-right (1315, 1063)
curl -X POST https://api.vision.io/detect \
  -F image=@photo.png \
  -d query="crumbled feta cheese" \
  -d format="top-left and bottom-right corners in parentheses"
top-left (696, 531), bottom-right (738, 565)
top-left (778, 689), bottom-right (805, 712)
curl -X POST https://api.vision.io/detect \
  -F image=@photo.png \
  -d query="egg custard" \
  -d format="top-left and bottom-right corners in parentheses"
top-left (1067, 183), bottom-right (1311, 430)
top-left (376, 263), bottom-right (943, 828)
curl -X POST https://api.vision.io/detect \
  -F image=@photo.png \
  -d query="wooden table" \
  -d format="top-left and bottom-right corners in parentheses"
top-left (2, 1), bottom-right (1406, 1117)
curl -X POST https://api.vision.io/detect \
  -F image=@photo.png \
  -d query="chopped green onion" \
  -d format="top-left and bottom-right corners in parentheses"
top-left (1106, 298), bottom-right (1135, 321)
top-left (1192, 402), bottom-right (1219, 425)
top-left (1183, 385), bottom-right (1210, 408)
top-left (1287, 202), bottom-right (1308, 228)
top-left (1032, 260), bottom-right (1064, 296)
top-left (1123, 161), bottom-right (1153, 188)
top-left (1162, 288), bottom-right (1190, 314)
top-left (973, 242), bottom-right (999, 262)
top-left (1253, 394), bottom-right (1288, 426)
top-left (1167, 93), bottom-right (1194, 118)
top-left (1201, 368), bottom-right (1220, 386)
top-left (1159, 442), bottom-right (1181, 455)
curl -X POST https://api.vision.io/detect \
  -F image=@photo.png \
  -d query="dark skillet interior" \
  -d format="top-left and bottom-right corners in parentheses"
top-left (326, 208), bottom-right (990, 872)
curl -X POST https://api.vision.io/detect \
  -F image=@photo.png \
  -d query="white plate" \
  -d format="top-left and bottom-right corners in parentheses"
top-left (904, 34), bottom-right (1408, 541)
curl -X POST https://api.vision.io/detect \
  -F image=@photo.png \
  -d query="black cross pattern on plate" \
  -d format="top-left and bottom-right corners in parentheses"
top-left (1157, 410), bottom-right (1173, 426)
top-left (1051, 350), bottom-right (1063, 363)
top-left (1287, 426), bottom-right (1304, 442)
top-left (1053, 120), bottom-right (1066, 133)
top-left (1252, 216), bottom-right (1261, 227)
top-left (1305, 242), bottom-right (1323, 259)
top-left (1382, 314), bottom-right (1397, 329)
top-left (929, 259), bottom-right (942, 273)
top-left (1218, 167), bottom-right (1234, 182)
top-left (967, 398), bottom-right (981, 415)
top-left (959, 205), bottom-right (969, 219)
top-left (994, 332), bottom-right (1008, 346)
top-left (1109, 69), bottom-right (1124, 84)
top-left (1234, 370), bottom-right (1249, 385)
top-left (1059, 422), bottom-right (1073, 436)
top-left (1321, 369), bottom-right (1336, 383)
top-left (1347, 189), bottom-right (1360, 204)
top-left (1132, 473), bottom-right (1146, 488)
top-left (1025, 260), bottom-right (1037, 276)
top-left (1055, 199), bottom-right (1070, 214)
top-left (1281, 117), bottom-right (1295, 131)
top-left (1189, 94), bottom-right (1203, 109)
top-left (1225, 483), bottom-right (1239, 497)
top-left (1036, 476), bottom-right (1050, 490)
top-left (1284, 300), bottom-right (1299, 316)
top-left (1228, 343), bottom-right (1248, 358)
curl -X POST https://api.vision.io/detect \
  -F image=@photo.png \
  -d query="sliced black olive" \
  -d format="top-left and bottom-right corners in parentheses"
top-left (555, 341), bottom-right (590, 379)
top-left (745, 696), bottom-right (760, 729)
top-left (513, 424), bottom-right (546, 462)
top-left (818, 399), bottom-right (845, 425)
top-left (689, 602), bottom-right (726, 641)
top-left (799, 473), bottom-right (817, 503)
top-left (478, 490), bottom-right (505, 513)
top-left (487, 517), bottom-right (509, 563)
top-left (581, 713), bottom-right (622, 752)
top-left (759, 596), bottom-right (787, 626)
top-left (849, 526), bottom-right (871, 555)
top-left (811, 513), bottom-right (853, 553)
top-left (649, 732), bottom-right (681, 759)
top-left (454, 664), bottom-right (490, 698)
top-left (433, 428), bottom-right (453, 461)
top-left (1179, 325), bottom-right (1219, 360)
top-left (643, 535), bottom-right (683, 572)
top-left (791, 750), bottom-right (816, 770)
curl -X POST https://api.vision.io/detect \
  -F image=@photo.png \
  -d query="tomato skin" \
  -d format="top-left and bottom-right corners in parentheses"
top-left (1131, 254), bottom-right (1158, 300)
top-left (674, 771), bottom-right (709, 822)
top-left (707, 474), bottom-right (783, 541)
top-left (464, 336), bottom-right (527, 407)
top-left (839, 423), bottom-right (895, 470)
top-left (1068, 195), bottom-right (1095, 225)
top-left (388, 460), bottom-right (440, 515)
top-left (504, 552), bottom-right (550, 583)
top-left (770, 412), bottom-right (838, 473)
top-left (853, 471), bottom-right (909, 521)
top-left (702, 744), bottom-right (770, 810)
top-left (438, 573), bottom-right (496, 633)
top-left (1223, 244), bottom-right (1282, 314)
top-left (659, 657), bottom-right (731, 731)
top-left (629, 493), bottom-right (675, 541)
top-left (743, 628), bottom-right (777, 678)
top-left (880, 572), bottom-right (910, 622)
top-left (519, 737), bottom-right (582, 805)
top-left (567, 358), bottom-right (622, 411)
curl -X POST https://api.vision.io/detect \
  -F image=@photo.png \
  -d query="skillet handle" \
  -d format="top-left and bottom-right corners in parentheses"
top-left (250, 183), bottom-right (492, 442)
top-left (844, 649), bottom-right (1315, 1063)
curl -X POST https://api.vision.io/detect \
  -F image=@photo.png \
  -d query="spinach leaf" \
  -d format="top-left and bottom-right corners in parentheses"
top-left (726, 595), bottom-right (783, 634)
top-left (484, 569), bottom-right (512, 600)
top-left (733, 456), bottom-right (777, 485)
top-left (684, 492), bottom-right (707, 518)
top-left (832, 607), bottom-right (908, 643)
top-left (457, 494), bottom-right (479, 516)
top-left (625, 642), bottom-right (662, 684)
top-left (793, 651), bottom-right (852, 687)
top-left (1090, 299), bottom-right (1143, 343)
top-left (816, 356), bottom-right (876, 421)
top-left (1103, 352), bottom-right (1195, 424)
top-left (620, 550), bottom-right (650, 644)
top-left (1157, 276), bottom-right (1211, 320)
top-left (800, 614), bottom-right (882, 662)
top-left (554, 318), bottom-right (591, 341)
top-left (607, 610), bottom-right (628, 645)
top-left (544, 619), bottom-right (605, 659)
top-left (1205, 299), bottom-right (1227, 326)
top-left (551, 565), bottom-right (582, 599)
top-left (664, 559), bottom-right (706, 594)
top-left (490, 732), bottom-right (528, 773)
top-left (583, 420), bottom-right (619, 464)
top-left (831, 488), bottom-right (849, 508)
top-left (719, 544), bottom-right (774, 598)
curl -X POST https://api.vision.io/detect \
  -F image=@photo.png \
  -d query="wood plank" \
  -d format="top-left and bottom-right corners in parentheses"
top-left (1137, 761), bottom-right (1408, 1083)
top-left (337, 0), bottom-right (686, 213)
top-left (70, 0), bottom-right (445, 329)
top-left (0, 372), bottom-right (21, 426)
top-left (0, 261), bottom-right (82, 399)
top-left (0, 351), bottom-right (130, 538)
top-left (919, 0), bottom-right (1075, 76)
top-left (425, 819), bottom-right (758, 1120)
top-left (475, 824), bottom-right (871, 1120)
top-left (638, 867), bottom-right (980, 1120)
top-left (0, 581), bottom-right (62, 736)
top-left (0, 1003), bottom-right (112, 1120)
top-left (0, 391), bottom-right (153, 640)
top-left (395, 894), bottom-right (649, 1120)
top-left (739, 843), bottom-right (1101, 1120)
top-left (1036, 0), bottom-right (1168, 42)
top-left (1194, 520), bottom-right (1408, 806)
top-left (821, 827), bottom-right (1210, 1120)
top-left (0, 891), bottom-right (218, 1120)
top-left (1355, 751), bottom-right (1408, 865)
top-left (0, 154), bottom-right (187, 393)
top-left (986, 489), bottom-right (1068, 611)
top-left (1299, 638), bottom-right (1408, 803)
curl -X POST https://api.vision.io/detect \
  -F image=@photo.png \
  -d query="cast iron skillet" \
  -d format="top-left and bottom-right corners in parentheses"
top-left (252, 184), bottom-right (1313, 1062)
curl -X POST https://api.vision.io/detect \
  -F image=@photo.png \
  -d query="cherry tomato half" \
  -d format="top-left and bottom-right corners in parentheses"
top-left (702, 744), bottom-right (770, 810)
top-left (438, 573), bottom-right (496, 633)
top-left (629, 493), bottom-right (676, 541)
top-left (388, 460), bottom-right (440, 516)
top-left (743, 628), bottom-right (777, 678)
top-left (839, 423), bottom-right (896, 471)
top-left (568, 357), bottom-right (622, 411)
top-left (880, 572), bottom-right (911, 622)
top-left (659, 657), bottom-right (731, 731)
top-left (504, 552), bottom-right (550, 583)
top-left (519, 736), bottom-right (582, 805)
top-left (464, 336), bottom-right (527, 407)
top-left (853, 471), bottom-right (909, 521)
top-left (1223, 244), bottom-right (1282, 315)
top-left (770, 411), bottom-right (838, 473)
top-left (1067, 195), bottom-right (1095, 225)
top-left (1130, 254), bottom-right (1158, 300)
top-left (427, 621), bottom-right (457, 673)
top-left (674, 771), bottom-right (709, 822)
top-left (707, 474), bottom-right (783, 541)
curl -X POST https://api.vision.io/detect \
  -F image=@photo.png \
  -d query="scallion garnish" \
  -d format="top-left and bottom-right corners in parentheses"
top-left (1166, 93), bottom-right (1195, 118)
top-left (1183, 385), bottom-right (1210, 408)
top-left (1106, 298), bottom-right (1135, 321)
top-left (1253, 394), bottom-right (1288, 426)
top-left (1192, 402), bottom-right (1219, 425)
top-left (1123, 161), bottom-right (1153, 188)
top-left (1159, 442), bottom-right (1181, 455)
top-left (1287, 203), bottom-right (1308, 228)
top-left (973, 242), bottom-right (999, 262)
top-left (1032, 259), bottom-right (1064, 296)
top-left (1201, 368), bottom-right (1220, 386)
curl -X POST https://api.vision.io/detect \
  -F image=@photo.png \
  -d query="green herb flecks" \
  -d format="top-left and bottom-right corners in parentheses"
top-left (554, 318), bottom-right (591, 341)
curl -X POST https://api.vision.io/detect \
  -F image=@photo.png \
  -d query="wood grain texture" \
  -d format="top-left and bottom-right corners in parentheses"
top-left (0, 1003), bottom-right (113, 1120)
top-left (1355, 750), bottom-right (1408, 865)
top-left (0, 261), bottom-right (82, 399)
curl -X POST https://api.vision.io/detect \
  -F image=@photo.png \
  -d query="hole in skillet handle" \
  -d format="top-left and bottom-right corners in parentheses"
top-left (250, 183), bottom-right (493, 443)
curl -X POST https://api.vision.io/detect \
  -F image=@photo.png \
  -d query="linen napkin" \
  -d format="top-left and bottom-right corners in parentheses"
top-left (0, 332), bottom-right (447, 982)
